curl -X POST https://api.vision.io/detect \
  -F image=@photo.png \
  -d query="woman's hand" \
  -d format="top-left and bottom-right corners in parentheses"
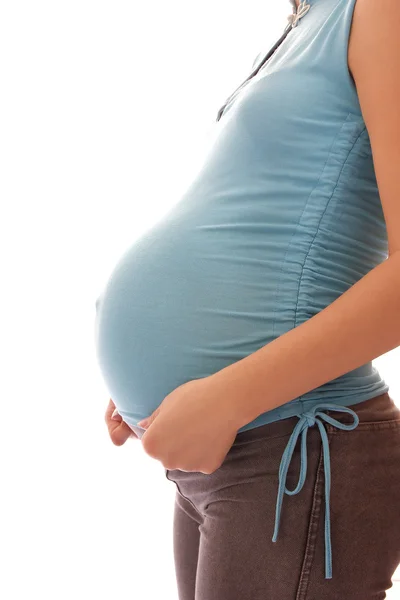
top-left (137, 375), bottom-right (243, 474)
top-left (105, 398), bottom-right (139, 446)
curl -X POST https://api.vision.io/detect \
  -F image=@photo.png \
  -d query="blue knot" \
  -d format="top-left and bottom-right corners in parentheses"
top-left (303, 410), bottom-right (317, 427)
top-left (271, 402), bottom-right (359, 579)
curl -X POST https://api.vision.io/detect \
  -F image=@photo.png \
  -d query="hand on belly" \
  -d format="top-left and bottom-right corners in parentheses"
top-left (104, 398), bottom-right (140, 445)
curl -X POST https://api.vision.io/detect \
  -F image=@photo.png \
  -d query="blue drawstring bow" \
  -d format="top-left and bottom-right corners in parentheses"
top-left (272, 402), bottom-right (359, 579)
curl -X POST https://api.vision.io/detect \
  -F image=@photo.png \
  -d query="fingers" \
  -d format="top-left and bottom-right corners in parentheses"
top-left (105, 398), bottom-right (139, 445)
top-left (104, 398), bottom-right (117, 423)
top-left (110, 421), bottom-right (137, 446)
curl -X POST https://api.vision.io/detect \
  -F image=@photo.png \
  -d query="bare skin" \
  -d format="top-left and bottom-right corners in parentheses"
top-left (105, 398), bottom-right (139, 445)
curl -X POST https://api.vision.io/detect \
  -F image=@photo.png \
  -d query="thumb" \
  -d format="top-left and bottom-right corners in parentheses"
top-left (137, 408), bottom-right (159, 429)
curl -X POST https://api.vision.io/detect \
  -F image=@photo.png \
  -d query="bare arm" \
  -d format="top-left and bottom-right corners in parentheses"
top-left (213, 253), bottom-right (400, 428)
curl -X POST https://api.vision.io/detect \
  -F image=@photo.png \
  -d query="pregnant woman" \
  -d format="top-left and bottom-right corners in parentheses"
top-left (95, 0), bottom-right (400, 597)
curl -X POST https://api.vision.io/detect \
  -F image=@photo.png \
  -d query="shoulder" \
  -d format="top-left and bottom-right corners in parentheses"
top-left (348, 0), bottom-right (398, 92)
top-left (347, 0), bottom-right (400, 257)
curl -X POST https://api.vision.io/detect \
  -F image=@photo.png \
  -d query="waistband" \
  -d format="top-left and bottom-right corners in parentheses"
top-left (232, 392), bottom-right (395, 580)
top-left (233, 392), bottom-right (395, 444)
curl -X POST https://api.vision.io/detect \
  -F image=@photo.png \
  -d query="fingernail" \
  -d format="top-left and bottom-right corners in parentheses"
top-left (111, 408), bottom-right (120, 420)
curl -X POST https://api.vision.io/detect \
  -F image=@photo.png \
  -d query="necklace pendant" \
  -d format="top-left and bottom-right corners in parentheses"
top-left (291, 1), bottom-right (311, 28)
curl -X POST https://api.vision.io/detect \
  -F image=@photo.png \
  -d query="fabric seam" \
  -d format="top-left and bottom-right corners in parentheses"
top-left (293, 122), bottom-right (367, 329)
top-left (271, 112), bottom-right (352, 339)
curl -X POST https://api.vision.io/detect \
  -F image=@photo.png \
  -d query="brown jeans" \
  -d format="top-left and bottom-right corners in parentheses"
top-left (164, 392), bottom-right (400, 599)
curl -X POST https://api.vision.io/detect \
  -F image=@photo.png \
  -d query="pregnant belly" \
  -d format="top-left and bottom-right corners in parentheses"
top-left (94, 214), bottom-right (280, 428)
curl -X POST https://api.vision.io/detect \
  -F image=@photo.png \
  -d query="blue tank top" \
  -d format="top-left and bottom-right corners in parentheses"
top-left (94, 0), bottom-right (389, 579)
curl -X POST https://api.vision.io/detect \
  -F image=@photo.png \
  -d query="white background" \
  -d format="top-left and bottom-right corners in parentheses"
top-left (1, 1), bottom-right (399, 598)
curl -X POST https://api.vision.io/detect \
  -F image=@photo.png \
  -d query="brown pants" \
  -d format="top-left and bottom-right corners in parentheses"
top-left (164, 392), bottom-right (400, 599)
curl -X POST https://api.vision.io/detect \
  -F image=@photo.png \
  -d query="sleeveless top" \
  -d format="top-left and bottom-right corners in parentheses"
top-left (94, 0), bottom-right (390, 579)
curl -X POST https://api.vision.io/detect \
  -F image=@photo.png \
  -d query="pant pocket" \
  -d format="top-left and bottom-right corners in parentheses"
top-left (326, 393), bottom-right (400, 433)
top-left (165, 469), bottom-right (202, 517)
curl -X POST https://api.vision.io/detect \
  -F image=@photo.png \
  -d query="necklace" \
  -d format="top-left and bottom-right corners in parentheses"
top-left (215, 1), bottom-right (312, 122)
top-left (288, 1), bottom-right (311, 29)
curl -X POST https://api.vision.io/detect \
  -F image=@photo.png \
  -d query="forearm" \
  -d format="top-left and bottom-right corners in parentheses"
top-left (212, 251), bottom-right (400, 428)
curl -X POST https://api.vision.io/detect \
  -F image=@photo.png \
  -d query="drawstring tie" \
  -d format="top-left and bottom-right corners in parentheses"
top-left (272, 402), bottom-right (359, 579)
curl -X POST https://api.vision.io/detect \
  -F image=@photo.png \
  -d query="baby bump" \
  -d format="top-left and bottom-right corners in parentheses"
top-left (94, 218), bottom-right (279, 428)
